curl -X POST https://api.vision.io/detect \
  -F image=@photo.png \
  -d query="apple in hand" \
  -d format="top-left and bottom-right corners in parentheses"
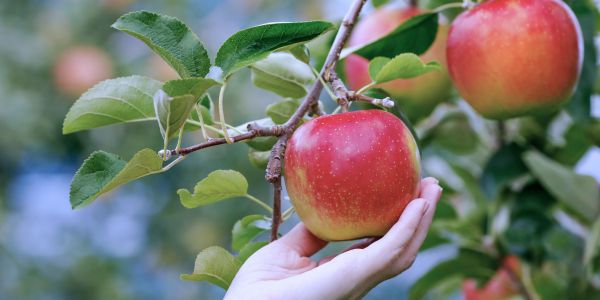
top-left (463, 256), bottom-right (521, 300)
top-left (447, 0), bottom-right (583, 119)
top-left (284, 110), bottom-right (421, 241)
top-left (345, 7), bottom-right (452, 122)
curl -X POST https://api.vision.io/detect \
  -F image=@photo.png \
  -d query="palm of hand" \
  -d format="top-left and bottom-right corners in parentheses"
top-left (225, 177), bottom-right (442, 300)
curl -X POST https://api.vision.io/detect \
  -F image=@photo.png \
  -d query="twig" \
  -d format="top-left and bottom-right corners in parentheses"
top-left (270, 177), bottom-right (282, 241)
top-left (329, 72), bottom-right (394, 109)
top-left (169, 124), bottom-right (284, 156)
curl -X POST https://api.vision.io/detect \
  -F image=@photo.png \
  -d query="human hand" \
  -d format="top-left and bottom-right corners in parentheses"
top-left (224, 177), bottom-right (443, 300)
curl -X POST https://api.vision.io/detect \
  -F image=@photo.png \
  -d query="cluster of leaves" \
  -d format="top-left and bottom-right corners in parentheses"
top-left (62, 7), bottom-right (442, 289)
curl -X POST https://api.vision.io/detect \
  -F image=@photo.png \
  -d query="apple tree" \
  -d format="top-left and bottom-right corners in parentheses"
top-left (62, 0), bottom-right (599, 298)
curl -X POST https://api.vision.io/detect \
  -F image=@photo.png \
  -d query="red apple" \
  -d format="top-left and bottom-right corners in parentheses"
top-left (284, 110), bottom-right (421, 241)
top-left (345, 8), bottom-right (452, 122)
top-left (447, 0), bottom-right (583, 119)
top-left (463, 256), bottom-right (521, 300)
top-left (53, 45), bottom-right (114, 98)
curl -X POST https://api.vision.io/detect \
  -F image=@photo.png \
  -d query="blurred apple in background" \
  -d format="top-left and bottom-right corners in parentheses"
top-left (53, 45), bottom-right (114, 98)
top-left (102, 0), bottom-right (136, 11)
top-left (345, 7), bottom-right (453, 123)
top-left (462, 256), bottom-right (521, 300)
top-left (147, 54), bottom-right (180, 82)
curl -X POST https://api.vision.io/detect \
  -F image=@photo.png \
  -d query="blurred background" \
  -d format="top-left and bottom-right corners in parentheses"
top-left (0, 0), bottom-right (598, 299)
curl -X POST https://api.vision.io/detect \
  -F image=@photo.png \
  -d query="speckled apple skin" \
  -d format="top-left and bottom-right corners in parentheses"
top-left (447, 0), bottom-right (583, 119)
top-left (284, 110), bottom-right (421, 241)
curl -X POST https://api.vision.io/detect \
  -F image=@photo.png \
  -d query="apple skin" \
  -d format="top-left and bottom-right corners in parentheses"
top-left (447, 0), bottom-right (583, 120)
top-left (284, 110), bottom-right (421, 241)
top-left (463, 256), bottom-right (521, 300)
top-left (345, 8), bottom-right (452, 122)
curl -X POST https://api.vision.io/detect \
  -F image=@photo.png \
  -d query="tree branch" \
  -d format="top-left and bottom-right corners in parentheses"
top-left (265, 0), bottom-right (368, 240)
top-left (163, 0), bottom-right (368, 242)
top-left (329, 72), bottom-right (394, 110)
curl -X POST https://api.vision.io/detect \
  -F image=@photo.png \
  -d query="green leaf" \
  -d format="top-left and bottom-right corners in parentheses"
top-left (372, 0), bottom-right (391, 8)
top-left (288, 44), bottom-right (310, 64)
top-left (153, 90), bottom-right (196, 140)
top-left (215, 21), bottom-right (334, 76)
top-left (409, 249), bottom-right (497, 300)
top-left (232, 215), bottom-right (270, 251)
top-left (160, 78), bottom-right (220, 135)
top-left (180, 246), bottom-right (240, 290)
top-left (248, 149), bottom-right (270, 169)
top-left (266, 99), bottom-right (300, 124)
top-left (342, 13), bottom-right (438, 60)
top-left (237, 241), bottom-right (268, 264)
top-left (553, 121), bottom-right (593, 166)
top-left (480, 143), bottom-right (528, 200)
top-left (63, 76), bottom-right (162, 134)
top-left (584, 218), bottom-right (600, 267)
top-left (163, 78), bottom-right (220, 98)
top-left (566, 0), bottom-right (597, 122)
top-left (431, 113), bottom-right (479, 154)
top-left (178, 170), bottom-right (249, 208)
top-left (523, 150), bottom-right (600, 223)
top-left (250, 53), bottom-right (314, 98)
top-left (70, 149), bottom-right (163, 209)
top-left (374, 53), bottom-right (441, 84)
top-left (112, 11), bottom-right (210, 78)
top-left (368, 57), bottom-right (390, 80)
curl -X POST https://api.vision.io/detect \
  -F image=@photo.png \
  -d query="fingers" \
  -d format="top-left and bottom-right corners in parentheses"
top-left (362, 198), bottom-right (429, 270)
top-left (420, 177), bottom-right (440, 198)
top-left (357, 177), bottom-right (443, 277)
top-left (398, 178), bottom-right (443, 268)
top-left (276, 223), bottom-right (328, 257)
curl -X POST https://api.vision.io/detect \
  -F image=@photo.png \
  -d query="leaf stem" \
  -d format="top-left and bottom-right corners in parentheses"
top-left (356, 81), bottom-right (376, 95)
top-left (175, 127), bottom-right (184, 151)
top-left (433, 1), bottom-right (469, 13)
top-left (218, 81), bottom-right (234, 144)
top-left (244, 194), bottom-right (273, 213)
top-left (195, 104), bottom-right (210, 140)
top-left (162, 155), bottom-right (186, 172)
top-left (282, 206), bottom-right (295, 220)
top-left (213, 121), bottom-right (244, 134)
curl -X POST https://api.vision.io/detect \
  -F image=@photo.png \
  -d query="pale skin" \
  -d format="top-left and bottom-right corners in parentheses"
top-left (225, 177), bottom-right (443, 300)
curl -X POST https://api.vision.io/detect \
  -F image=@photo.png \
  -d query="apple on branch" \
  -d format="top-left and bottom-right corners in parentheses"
top-left (345, 7), bottom-right (453, 122)
top-left (284, 109), bottom-right (421, 241)
top-left (447, 0), bottom-right (583, 119)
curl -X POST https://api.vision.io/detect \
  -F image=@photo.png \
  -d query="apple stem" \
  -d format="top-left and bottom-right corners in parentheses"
top-left (497, 121), bottom-right (506, 148)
